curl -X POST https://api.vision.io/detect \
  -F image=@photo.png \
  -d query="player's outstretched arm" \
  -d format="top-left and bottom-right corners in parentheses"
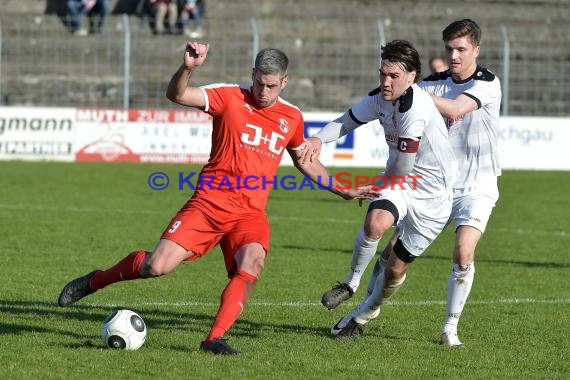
top-left (299, 111), bottom-right (360, 165)
top-left (298, 137), bottom-right (322, 165)
top-left (290, 148), bottom-right (379, 201)
top-left (166, 42), bottom-right (210, 109)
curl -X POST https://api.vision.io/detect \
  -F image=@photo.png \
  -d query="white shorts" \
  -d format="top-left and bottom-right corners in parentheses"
top-left (372, 186), bottom-right (453, 257)
top-left (451, 181), bottom-right (499, 233)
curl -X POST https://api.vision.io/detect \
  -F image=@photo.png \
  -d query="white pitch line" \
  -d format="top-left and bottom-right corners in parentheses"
top-left (0, 203), bottom-right (167, 215)
top-left (1, 298), bottom-right (569, 311)
top-left (51, 297), bottom-right (570, 309)
top-left (0, 203), bottom-right (568, 237)
top-left (494, 227), bottom-right (568, 237)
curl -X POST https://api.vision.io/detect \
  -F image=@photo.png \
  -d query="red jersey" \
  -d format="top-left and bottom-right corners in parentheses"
top-left (189, 83), bottom-right (305, 213)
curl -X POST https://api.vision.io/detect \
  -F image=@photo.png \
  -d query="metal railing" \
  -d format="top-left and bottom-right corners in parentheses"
top-left (0, 14), bottom-right (568, 116)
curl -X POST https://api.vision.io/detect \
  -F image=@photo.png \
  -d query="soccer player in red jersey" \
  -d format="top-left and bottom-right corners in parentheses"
top-left (57, 42), bottom-right (377, 355)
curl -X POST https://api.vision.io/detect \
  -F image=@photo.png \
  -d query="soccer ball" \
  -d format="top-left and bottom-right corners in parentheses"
top-left (101, 309), bottom-right (147, 350)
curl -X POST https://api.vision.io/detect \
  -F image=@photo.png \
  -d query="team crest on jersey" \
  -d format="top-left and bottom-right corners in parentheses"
top-left (278, 118), bottom-right (289, 133)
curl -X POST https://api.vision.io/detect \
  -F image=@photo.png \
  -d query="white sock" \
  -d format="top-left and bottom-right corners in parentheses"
top-left (443, 263), bottom-right (475, 334)
top-left (345, 227), bottom-right (380, 292)
top-left (353, 270), bottom-right (406, 324)
top-left (365, 254), bottom-right (388, 298)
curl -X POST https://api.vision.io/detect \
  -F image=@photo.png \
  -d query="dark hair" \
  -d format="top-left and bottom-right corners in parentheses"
top-left (254, 48), bottom-right (288, 76)
top-left (442, 19), bottom-right (482, 46)
top-left (381, 40), bottom-right (422, 83)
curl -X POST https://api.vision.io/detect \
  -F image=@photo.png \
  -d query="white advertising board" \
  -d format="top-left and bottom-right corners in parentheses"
top-left (298, 113), bottom-right (570, 171)
top-left (74, 108), bottom-right (212, 164)
top-left (0, 107), bottom-right (75, 161)
top-left (1, 107), bottom-right (568, 171)
top-left (497, 117), bottom-right (570, 170)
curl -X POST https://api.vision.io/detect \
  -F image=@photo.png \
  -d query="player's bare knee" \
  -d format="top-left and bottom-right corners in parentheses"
top-left (386, 265), bottom-right (407, 280)
top-left (251, 258), bottom-right (265, 276)
top-left (140, 253), bottom-right (171, 277)
top-left (363, 225), bottom-right (382, 240)
top-left (366, 200), bottom-right (398, 240)
top-left (149, 263), bottom-right (170, 277)
top-left (235, 246), bottom-right (266, 277)
top-left (453, 244), bottom-right (476, 265)
top-left (247, 254), bottom-right (265, 275)
top-left (140, 260), bottom-right (165, 277)
top-left (363, 218), bottom-right (389, 240)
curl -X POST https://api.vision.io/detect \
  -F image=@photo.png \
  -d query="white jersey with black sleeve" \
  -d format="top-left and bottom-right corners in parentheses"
top-left (419, 67), bottom-right (502, 189)
top-left (349, 83), bottom-right (458, 198)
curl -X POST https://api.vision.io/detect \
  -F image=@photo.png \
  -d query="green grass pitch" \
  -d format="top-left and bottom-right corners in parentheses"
top-left (1, 162), bottom-right (569, 379)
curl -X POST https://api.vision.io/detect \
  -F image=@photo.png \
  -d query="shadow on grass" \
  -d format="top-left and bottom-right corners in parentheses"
top-left (0, 299), bottom-right (330, 345)
top-left (422, 254), bottom-right (570, 269)
top-left (279, 244), bottom-right (352, 254)
top-left (278, 244), bottom-right (570, 269)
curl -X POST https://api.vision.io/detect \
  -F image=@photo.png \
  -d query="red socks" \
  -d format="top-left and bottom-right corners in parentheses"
top-left (90, 250), bottom-right (149, 291)
top-left (206, 269), bottom-right (258, 341)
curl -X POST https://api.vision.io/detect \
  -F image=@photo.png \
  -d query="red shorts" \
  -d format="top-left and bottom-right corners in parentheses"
top-left (160, 202), bottom-right (270, 275)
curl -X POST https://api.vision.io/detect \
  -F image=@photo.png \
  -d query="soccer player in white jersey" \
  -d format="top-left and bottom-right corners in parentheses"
top-left (299, 40), bottom-right (458, 338)
top-left (314, 20), bottom-right (501, 346)
top-left (420, 18), bottom-right (502, 347)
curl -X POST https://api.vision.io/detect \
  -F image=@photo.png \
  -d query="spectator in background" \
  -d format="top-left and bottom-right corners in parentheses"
top-left (67, 0), bottom-right (109, 36)
top-left (180, 0), bottom-right (205, 38)
top-left (151, 0), bottom-right (178, 34)
top-left (429, 56), bottom-right (449, 73)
